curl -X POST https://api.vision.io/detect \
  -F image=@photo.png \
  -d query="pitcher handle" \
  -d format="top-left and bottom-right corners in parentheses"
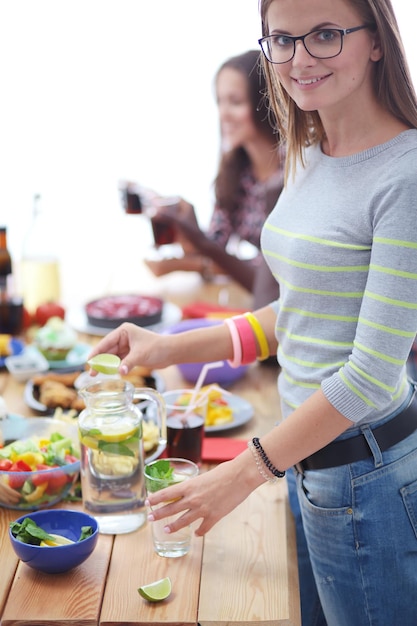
top-left (134, 388), bottom-right (167, 448)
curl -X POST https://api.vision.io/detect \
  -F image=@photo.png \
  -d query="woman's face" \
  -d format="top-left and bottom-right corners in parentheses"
top-left (216, 67), bottom-right (259, 151)
top-left (265, 0), bottom-right (381, 116)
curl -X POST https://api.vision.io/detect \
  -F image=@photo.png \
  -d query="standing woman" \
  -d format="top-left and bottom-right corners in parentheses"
top-left (90, 1), bottom-right (417, 624)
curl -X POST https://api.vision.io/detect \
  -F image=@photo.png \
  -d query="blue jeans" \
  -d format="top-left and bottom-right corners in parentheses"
top-left (287, 467), bottom-right (327, 626)
top-left (288, 388), bottom-right (417, 626)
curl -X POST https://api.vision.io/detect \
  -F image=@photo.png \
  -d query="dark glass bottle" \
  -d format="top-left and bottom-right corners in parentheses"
top-left (0, 226), bottom-right (12, 292)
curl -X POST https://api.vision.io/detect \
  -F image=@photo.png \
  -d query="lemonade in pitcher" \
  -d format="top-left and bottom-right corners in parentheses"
top-left (78, 378), bottom-right (166, 534)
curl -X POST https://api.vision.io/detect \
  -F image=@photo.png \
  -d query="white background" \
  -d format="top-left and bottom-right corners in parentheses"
top-left (0, 0), bottom-right (414, 308)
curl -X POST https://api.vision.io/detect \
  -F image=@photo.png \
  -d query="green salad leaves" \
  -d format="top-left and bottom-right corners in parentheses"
top-left (10, 517), bottom-right (93, 545)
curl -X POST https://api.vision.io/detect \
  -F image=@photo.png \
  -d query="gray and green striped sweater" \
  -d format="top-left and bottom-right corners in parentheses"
top-left (262, 130), bottom-right (417, 425)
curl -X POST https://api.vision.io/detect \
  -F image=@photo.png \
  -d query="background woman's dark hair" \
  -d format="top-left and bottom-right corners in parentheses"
top-left (214, 50), bottom-right (278, 214)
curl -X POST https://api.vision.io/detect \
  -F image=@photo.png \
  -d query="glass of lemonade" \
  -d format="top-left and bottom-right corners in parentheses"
top-left (145, 458), bottom-right (199, 557)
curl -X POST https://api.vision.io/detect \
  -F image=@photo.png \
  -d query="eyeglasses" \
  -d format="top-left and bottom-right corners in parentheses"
top-left (258, 25), bottom-right (369, 64)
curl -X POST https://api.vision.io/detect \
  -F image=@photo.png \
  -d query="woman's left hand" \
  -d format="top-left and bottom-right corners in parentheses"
top-left (146, 453), bottom-right (261, 536)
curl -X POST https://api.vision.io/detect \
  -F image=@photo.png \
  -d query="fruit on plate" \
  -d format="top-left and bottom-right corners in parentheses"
top-left (34, 316), bottom-right (77, 361)
top-left (35, 302), bottom-right (66, 327)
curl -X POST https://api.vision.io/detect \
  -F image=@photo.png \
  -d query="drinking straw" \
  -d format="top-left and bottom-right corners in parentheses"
top-left (182, 361), bottom-right (224, 422)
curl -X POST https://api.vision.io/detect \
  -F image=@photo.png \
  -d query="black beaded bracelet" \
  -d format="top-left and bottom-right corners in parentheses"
top-left (252, 437), bottom-right (286, 478)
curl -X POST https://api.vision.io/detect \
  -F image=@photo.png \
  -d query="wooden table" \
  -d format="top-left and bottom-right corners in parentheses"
top-left (0, 315), bottom-right (301, 625)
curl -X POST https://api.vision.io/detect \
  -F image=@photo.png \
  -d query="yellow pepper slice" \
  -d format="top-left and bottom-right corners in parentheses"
top-left (15, 452), bottom-right (45, 469)
top-left (24, 482), bottom-right (48, 502)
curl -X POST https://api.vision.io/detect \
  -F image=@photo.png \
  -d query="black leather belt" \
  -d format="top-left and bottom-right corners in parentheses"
top-left (297, 389), bottom-right (417, 472)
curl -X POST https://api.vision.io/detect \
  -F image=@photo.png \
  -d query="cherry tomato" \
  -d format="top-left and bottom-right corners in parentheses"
top-left (64, 454), bottom-right (79, 465)
top-left (35, 302), bottom-right (66, 326)
top-left (7, 460), bottom-right (35, 488)
top-left (32, 464), bottom-right (53, 486)
top-left (10, 460), bottom-right (32, 472)
top-left (45, 469), bottom-right (68, 493)
top-left (0, 459), bottom-right (13, 471)
top-left (22, 306), bottom-right (34, 329)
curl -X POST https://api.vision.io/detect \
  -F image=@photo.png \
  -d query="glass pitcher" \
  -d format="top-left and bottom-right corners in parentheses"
top-left (78, 379), bottom-right (166, 535)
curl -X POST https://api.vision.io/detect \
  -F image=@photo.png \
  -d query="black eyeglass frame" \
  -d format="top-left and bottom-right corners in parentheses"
top-left (258, 25), bottom-right (369, 64)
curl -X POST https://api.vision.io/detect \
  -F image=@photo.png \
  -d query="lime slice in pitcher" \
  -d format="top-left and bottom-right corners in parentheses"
top-left (138, 577), bottom-right (172, 602)
top-left (88, 353), bottom-right (121, 375)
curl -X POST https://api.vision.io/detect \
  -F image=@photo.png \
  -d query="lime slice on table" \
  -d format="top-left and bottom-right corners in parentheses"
top-left (88, 353), bottom-right (121, 375)
top-left (138, 577), bottom-right (172, 602)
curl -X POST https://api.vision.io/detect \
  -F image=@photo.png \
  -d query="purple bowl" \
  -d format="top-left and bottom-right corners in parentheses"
top-left (164, 318), bottom-right (248, 386)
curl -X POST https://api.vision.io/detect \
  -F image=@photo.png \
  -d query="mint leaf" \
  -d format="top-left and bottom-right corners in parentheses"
top-left (146, 459), bottom-right (174, 480)
top-left (79, 526), bottom-right (94, 541)
top-left (10, 518), bottom-right (55, 545)
top-left (145, 460), bottom-right (175, 492)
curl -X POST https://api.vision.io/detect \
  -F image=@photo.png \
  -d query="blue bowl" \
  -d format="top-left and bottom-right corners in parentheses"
top-left (9, 509), bottom-right (99, 574)
top-left (164, 318), bottom-right (248, 385)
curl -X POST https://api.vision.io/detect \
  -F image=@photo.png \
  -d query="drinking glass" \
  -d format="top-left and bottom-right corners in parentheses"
top-left (163, 389), bottom-right (208, 466)
top-left (145, 458), bottom-right (199, 557)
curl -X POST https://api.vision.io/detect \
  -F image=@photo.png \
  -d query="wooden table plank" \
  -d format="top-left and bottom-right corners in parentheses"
top-left (198, 481), bottom-right (300, 626)
top-left (0, 508), bottom-right (20, 618)
top-left (1, 504), bottom-right (113, 626)
top-left (100, 520), bottom-right (203, 626)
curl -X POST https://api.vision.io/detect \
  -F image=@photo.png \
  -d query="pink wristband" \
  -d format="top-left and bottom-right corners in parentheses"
top-left (224, 317), bottom-right (243, 368)
top-left (232, 315), bottom-right (257, 365)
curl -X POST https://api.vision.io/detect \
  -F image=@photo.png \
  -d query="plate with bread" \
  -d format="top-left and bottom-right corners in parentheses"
top-left (24, 366), bottom-right (165, 415)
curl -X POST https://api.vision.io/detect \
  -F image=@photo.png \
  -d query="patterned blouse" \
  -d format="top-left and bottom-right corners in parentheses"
top-left (207, 162), bottom-right (285, 251)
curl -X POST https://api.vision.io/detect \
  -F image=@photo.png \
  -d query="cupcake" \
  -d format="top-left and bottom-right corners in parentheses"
top-left (35, 316), bottom-right (77, 361)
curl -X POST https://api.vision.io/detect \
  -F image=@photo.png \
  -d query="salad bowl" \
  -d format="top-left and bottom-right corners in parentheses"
top-left (0, 418), bottom-right (80, 510)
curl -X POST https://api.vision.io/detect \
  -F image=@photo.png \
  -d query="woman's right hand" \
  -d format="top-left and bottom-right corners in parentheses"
top-left (88, 319), bottom-right (236, 376)
top-left (150, 197), bottom-right (201, 253)
top-left (87, 323), bottom-right (174, 374)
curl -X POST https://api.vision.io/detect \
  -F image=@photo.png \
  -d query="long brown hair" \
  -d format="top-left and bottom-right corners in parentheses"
top-left (259, 0), bottom-right (417, 181)
top-left (214, 50), bottom-right (279, 214)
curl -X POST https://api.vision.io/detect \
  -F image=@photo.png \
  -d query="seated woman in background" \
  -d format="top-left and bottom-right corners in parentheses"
top-left (145, 49), bottom-right (285, 309)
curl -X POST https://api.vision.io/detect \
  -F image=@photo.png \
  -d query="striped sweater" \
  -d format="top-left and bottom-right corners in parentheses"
top-left (261, 130), bottom-right (417, 425)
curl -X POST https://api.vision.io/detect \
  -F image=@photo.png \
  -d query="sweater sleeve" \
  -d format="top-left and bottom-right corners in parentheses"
top-left (321, 158), bottom-right (417, 420)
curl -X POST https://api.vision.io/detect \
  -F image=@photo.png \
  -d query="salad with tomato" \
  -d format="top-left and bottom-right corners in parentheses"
top-left (0, 431), bottom-right (80, 510)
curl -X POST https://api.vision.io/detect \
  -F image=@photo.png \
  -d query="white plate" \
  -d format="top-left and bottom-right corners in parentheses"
top-left (205, 394), bottom-right (254, 433)
top-left (66, 302), bottom-right (182, 337)
top-left (24, 371), bottom-right (165, 414)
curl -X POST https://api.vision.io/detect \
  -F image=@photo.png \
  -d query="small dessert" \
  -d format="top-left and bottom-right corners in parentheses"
top-left (85, 295), bottom-right (164, 329)
top-left (34, 316), bottom-right (77, 362)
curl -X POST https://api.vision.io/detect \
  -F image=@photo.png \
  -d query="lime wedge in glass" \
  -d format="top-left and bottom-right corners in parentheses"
top-left (138, 577), bottom-right (172, 602)
top-left (87, 353), bottom-right (121, 375)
